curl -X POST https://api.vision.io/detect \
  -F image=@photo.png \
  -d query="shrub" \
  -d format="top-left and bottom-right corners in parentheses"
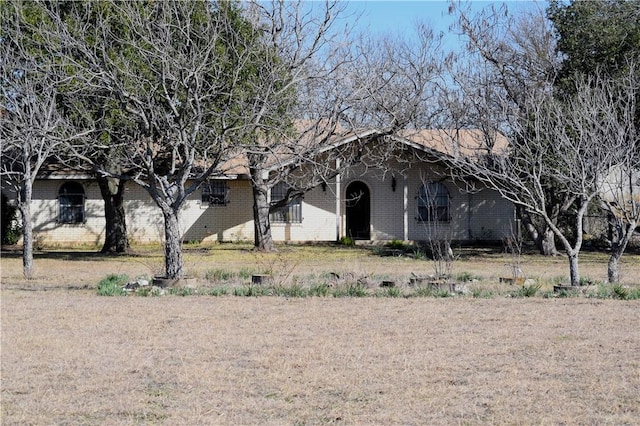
top-left (380, 286), bottom-right (401, 298)
top-left (611, 284), bottom-right (630, 300)
top-left (207, 286), bottom-right (228, 296)
top-left (386, 239), bottom-right (406, 250)
top-left (412, 248), bottom-right (428, 260)
top-left (273, 283), bottom-right (307, 298)
top-left (433, 289), bottom-right (452, 298)
top-left (233, 285), bottom-right (267, 297)
top-left (97, 274), bottom-right (129, 296)
top-left (238, 267), bottom-right (257, 280)
top-left (516, 283), bottom-right (541, 298)
top-left (579, 276), bottom-right (600, 286)
top-left (169, 287), bottom-right (195, 296)
top-left (413, 286), bottom-right (433, 297)
top-left (338, 236), bottom-right (354, 246)
top-left (470, 287), bottom-right (494, 298)
top-left (333, 283), bottom-right (367, 297)
top-left (308, 283), bottom-right (330, 297)
top-left (457, 272), bottom-right (478, 282)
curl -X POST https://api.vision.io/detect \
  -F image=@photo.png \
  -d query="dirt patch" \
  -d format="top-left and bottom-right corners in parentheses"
top-left (1, 245), bottom-right (639, 423)
top-left (2, 293), bottom-right (639, 424)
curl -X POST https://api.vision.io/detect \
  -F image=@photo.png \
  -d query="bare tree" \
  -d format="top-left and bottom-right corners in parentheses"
top-left (232, 0), bottom-right (357, 251)
top-left (35, 1), bottom-right (262, 278)
top-left (597, 66), bottom-right (640, 283)
top-left (0, 14), bottom-right (88, 278)
top-left (234, 1), bottom-right (445, 251)
top-left (446, 2), bottom-right (566, 256)
top-left (445, 69), bottom-right (637, 287)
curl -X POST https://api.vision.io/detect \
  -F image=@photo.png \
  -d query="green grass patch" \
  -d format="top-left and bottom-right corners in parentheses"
top-left (272, 283), bottom-right (307, 298)
top-left (205, 268), bottom-right (234, 282)
top-left (333, 283), bottom-right (368, 297)
top-left (206, 286), bottom-right (229, 296)
top-left (515, 283), bottom-right (542, 298)
top-left (97, 274), bottom-right (129, 296)
top-left (308, 283), bottom-right (331, 297)
top-left (456, 271), bottom-right (480, 282)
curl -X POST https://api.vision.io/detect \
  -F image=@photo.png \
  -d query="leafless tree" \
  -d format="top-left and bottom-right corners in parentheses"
top-left (596, 66), bottom-right (640, 283)
top-left (445, 2), bottom-right (566, 256)
top-left (236, 1), bottom-right (445, 251)
top-left (230, 0), bottom-right (357, 251)
top-left (445, 67), bottom-right (638, 287)
top-left (34, 1), bottom-right (261, 278)
top-left (0, 15), bottom-right (89, 279)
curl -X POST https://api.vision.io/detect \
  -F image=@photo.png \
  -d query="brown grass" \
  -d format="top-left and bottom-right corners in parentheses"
top-left (1, 244), bottom-right (640, 424)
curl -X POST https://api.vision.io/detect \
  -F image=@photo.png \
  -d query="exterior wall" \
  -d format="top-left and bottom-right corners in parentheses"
top-left (125, 179), bottom-right (258, 244)
top-left (340, 162), bottom-right (515, 243)
top-left (26, 160), bottom-right (515, 246)
top-left (30, 178), bottom-right (107, 245)
top-left (340, 165), bottom-right (405, 240)
top-left (270, 181), bottom-right (338, 242)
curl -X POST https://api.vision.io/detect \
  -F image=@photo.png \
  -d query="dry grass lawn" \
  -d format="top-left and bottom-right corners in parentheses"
top-left (2, 244), bottom-right (640, 424)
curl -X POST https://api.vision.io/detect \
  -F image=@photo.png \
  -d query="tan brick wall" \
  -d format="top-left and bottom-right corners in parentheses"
top-left (28, 166), bottom-right (514, 246)
top-left (30, 179), bottom-right (106, 245)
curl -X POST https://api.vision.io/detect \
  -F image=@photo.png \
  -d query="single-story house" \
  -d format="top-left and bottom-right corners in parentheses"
top-left (3, 130), bottom-right (517, 246)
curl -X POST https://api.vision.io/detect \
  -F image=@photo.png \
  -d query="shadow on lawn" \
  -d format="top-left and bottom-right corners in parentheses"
top-left (0, 246), bottom-right (149, 261)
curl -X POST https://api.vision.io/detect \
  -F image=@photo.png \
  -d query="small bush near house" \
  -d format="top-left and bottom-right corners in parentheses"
top-left (386, 239), bottom-right (407, 250)
top-left (1, 194), bottom-right (21, 245)
top-left (338, 236), bottom-right (354, 246)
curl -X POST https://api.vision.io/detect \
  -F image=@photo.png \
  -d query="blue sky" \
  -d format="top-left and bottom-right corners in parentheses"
top-left (341, 1), bottom-right (546, 51)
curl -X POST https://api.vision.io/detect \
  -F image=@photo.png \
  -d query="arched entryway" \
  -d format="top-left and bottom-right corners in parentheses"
top-left (345, 181), bottom-right (370, 240)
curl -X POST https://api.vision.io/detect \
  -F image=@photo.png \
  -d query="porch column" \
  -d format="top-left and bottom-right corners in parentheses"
top-left (403, 174), bottom-right (409, 241)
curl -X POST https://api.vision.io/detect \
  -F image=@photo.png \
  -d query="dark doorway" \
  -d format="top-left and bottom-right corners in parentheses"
top-left (345, 181), bottom-right (370, 240)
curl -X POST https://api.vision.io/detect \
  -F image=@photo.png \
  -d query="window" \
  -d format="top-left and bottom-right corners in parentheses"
top-left (58, 182), bottom-right (85, 224)
top-left (270, 182), bottom-right (302, 223)
top-left (417, 182), bottom-right (450, 222)
top-left (202, 181), bottom-right (228, 205)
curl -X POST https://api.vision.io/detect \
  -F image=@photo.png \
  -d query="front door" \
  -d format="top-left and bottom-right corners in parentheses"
top-left (345, 181), bottom-right (370, 240)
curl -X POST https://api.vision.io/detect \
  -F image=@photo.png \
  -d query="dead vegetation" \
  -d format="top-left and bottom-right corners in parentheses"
top-left (1, 244), bottom-right (640, 424)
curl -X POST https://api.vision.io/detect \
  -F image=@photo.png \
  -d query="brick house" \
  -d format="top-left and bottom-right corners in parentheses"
top-left (4, 130), bottom-right (516, 246)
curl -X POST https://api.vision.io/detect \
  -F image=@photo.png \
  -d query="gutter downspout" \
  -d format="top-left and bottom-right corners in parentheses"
top-left (403, 174), bottom-right (408, 241)
top-left (335, 159), bottom-right (341, 241)
top-left (467, 192), bottom-right (473, 240)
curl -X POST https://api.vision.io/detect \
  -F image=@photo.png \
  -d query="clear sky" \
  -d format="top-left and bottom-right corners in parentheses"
top-left (341, 1), bottom-right (546, 52)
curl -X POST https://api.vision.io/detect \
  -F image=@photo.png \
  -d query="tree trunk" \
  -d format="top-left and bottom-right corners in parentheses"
top-left (19, 182), bottom-right (34, 280)
top-left (607, 220), bottom-right (637, 283)
top-left (568, 251), bottom-right (579, 287)
top-left (540, 228), bottom-right (559, 256)
top-left (521, 210), bottom-right (559, 256)
top-left (251, 168), bottom-right (276, 251)
top-left (162, 208), bottom-right (184, 279)
top-left (97, 175), bottom-right (129, 253)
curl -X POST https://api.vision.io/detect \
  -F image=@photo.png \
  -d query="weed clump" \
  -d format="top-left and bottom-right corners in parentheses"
top-left (97, 274), bottom-right (129, 296)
